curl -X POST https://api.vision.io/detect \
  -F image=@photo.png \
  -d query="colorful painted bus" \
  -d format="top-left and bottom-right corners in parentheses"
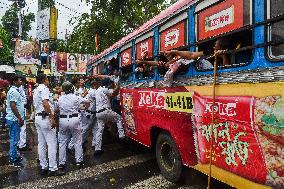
top-left (87, 0), bottom-right (284, 188)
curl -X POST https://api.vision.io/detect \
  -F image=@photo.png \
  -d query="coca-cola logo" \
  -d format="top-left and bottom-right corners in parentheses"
top-left (165, 29), bottom-right (179, 47)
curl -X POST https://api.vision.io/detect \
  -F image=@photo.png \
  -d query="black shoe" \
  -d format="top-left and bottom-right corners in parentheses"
top-left (9, 161), bottom-right (24, 168)
top-left (48, 169), bottom-right (65, 177)
top-left (76, 161), bottom-right (84, 168)
top-left (58, 164), bottom-right (65, 170)
top-left (18, 145), bottom-right (32, 151)
top-left (15, 156), bottom-right (23, 162)
top-left (94, 150), bottom-right (104, 156)
top-left (37, 159), bottom-right (40, 164)
top-left (40, 169), bottom-right (48, 175)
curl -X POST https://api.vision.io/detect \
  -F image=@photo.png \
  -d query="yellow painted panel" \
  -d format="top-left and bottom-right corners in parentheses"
top-left (193, 164), bottom-right (272, 189)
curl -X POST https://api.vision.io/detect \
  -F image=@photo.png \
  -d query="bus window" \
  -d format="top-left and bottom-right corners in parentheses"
top-left (121, 65), bottom-right (133, 82)
top-left (267, 0), bottom-right (284, 60)
top-left (196, 29), bottom-right (253, 71)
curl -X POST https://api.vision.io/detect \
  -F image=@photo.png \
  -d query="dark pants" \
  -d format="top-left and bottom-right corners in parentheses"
top-left (111, 99), bottom-right (121, 115)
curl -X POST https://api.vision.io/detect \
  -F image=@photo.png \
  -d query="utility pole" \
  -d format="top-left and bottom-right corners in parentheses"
top-left (18, 9), bottom-right (22, 39)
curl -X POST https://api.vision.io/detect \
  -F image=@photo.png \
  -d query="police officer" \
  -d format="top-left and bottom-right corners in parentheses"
top-left (33, 74), bottom-right (64, 176)
top-left (93, 79), bottom-right (125, 155)
top-left (57, 81), bottom-right (90, 170)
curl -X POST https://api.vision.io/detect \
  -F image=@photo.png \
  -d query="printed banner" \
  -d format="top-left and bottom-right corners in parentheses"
top-left (36, 8), bottom-right (50, 40)
top-left (122, 93), bottom-right (137, 134)
top-left (67, 53), bottom-right (79, 72)
top-left (78, 54), bottom-right (87, 74)
top-left (198, 0), bottom-right (244, 40)
top-left (160, 21), bottom-right (185, 51)
top-left (14, 40), bottom-right (40, 65)
top-left (15, 64), bottom-right (38, 75)
top-left (50, 51), bottom-right (57, 73)
top-left (49, 7), bottom-right (58, 40)
top-left (136, 37), bottom-right (153, 60)
top-left (121, 48), bottom-right (132, 66)
top-left (56, 52), bottom-right (67, 72)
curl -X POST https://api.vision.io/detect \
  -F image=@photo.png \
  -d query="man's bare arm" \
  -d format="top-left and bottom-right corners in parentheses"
top-left (10, 101), bottom-right (24, 126)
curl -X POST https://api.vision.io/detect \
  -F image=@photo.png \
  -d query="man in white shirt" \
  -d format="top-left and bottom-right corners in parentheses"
top-left (57, 81), bottom-right (89, 171)
top-left (93, 79), bottom-right (125, 155)
top-left (33, 74), bottom-right (64, 176)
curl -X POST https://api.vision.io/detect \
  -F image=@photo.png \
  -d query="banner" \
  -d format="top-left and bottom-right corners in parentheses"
top-left (14, 40), bottom-right (40, 65)
top-left (36, 8), bottom-right (50, 40)
top-left (15, 64), bottom-right (38, 75)
top-left (78, 54), bottom-right (87, 74)
top-left (56, 52), bottom-right (67, 72)
top-left (49, 7), bottom-right (58, 40)
top-left (50, 51), bottom-right (57, 73)
top-left (198, 0), bottom-right (244, 40)
top-left (67, 53), bottom-right (79, 72)
top-left (160, 21), bottom-right (185, 51)
top-left (136, 37), bottom-right (153, 60)
top-left (121, 48), bottom-right (132, 67)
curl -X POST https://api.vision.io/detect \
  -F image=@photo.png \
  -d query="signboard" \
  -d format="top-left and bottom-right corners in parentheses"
top-left (14, 40), bottom-right (40, 65)
top-left (78, 54), bottom-right (87, 74)
top-left (37, 8), bottom-right (50, 40)
top-left (136, 37), bottom-right (153, 60)
top-left (49, 7), bottom-right (58, 40)
top-left (15, 64), bottom-right (38, 75)
top-left (56, 52), bottom-right (67, 72)
top-left (160, 21), bottom-right (185, 51)
top-left (67, 53), bottom-right (79, 72)
top-left (198, 0), bottom-right (244, 40)
top-left (50, 51), bottom-right (57, 73)
top-left (121, 48), bottom-right (132, 67)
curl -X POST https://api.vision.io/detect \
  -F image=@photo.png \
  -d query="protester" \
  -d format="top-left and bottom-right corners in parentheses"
top-left (5, 74), bottom-right (25, 167)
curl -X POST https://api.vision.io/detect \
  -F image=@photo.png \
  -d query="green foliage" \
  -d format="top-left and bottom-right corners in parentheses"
top-left (68, 0), bottom-right (178, 54)
top-left (1, 2), bottom-right (35, 41)
top-left (0, 27), bottom-right (13, 63)
top-left (40, 0), bottom-right (55, 10)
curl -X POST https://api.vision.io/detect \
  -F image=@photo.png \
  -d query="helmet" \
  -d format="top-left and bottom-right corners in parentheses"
top-left (62, 81), bottom-right (74, 94)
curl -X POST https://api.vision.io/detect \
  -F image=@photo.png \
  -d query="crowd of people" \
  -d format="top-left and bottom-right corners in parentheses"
top-left (0, 40), bottom-right (230, 177)
top-left (1, 71), bottom-right (124, 177)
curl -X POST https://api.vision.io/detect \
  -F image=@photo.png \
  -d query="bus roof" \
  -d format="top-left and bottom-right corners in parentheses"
top-left (88, 0), bottom-right (194, 65)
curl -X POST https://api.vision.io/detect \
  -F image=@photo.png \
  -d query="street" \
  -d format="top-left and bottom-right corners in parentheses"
top-left (0, 122), bottom-right (233, 189)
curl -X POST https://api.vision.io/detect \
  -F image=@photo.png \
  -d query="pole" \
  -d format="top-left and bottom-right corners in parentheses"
top-left (18, 8), bottom-right (22, 39)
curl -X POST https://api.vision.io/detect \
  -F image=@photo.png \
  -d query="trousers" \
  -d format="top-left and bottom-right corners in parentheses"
top-left (58, 116), bottom-right (83, 165)
top-left (6, 119), bottom-right (20, 162)
top-left (94, 109), bottom-right (125, 150)
top-left (18, 120), bottom-right (27, 148)
top-left (35, 116), bottom-right (58, 171)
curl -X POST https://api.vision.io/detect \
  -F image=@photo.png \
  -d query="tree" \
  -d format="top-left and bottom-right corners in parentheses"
top-left (0, 27), bottom-right (13, 64)
top-left (39, 0), bottom-right (55, 10)
top-left (1, 2), bottom-right (35, 41)
top-left (68, 0), bottom-right (178, 54)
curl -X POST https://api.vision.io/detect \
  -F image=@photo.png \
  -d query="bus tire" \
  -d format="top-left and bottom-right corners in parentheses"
top-left (155, 132), bottom-right (183, 183)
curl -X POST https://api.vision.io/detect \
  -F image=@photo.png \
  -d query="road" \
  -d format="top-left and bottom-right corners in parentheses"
top-left (0, 122), bottom-right (233, 189)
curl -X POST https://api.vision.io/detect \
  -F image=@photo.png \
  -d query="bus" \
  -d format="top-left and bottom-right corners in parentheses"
top-left (87, 0), bottom-right (284, 188)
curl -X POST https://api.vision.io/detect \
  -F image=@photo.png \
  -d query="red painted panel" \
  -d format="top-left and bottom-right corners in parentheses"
top-left (121, 48), bottom-right (132, 67)
top-left (198, 0), bottom-right (244, 40)
top-left (136, 37), bottom-right (153, 60)
top-left (160, 21), bottom-right (185, 51)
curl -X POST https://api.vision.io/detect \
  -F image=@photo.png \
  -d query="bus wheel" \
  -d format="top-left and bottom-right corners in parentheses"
top-left (155, 132), bottom-right (183, 183)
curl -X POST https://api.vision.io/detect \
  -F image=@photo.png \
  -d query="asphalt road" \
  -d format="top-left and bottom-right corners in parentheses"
top-left (0, 122), bottom-right (234, 189)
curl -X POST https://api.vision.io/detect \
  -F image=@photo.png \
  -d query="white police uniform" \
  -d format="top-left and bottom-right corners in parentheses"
top-left (94, 86), bottom-right (125, 151)
top-left (33, 84), bottom-right (58, 172)
top-left (57, 93), bottom-right (87, 165)
top-left (18, 85), bottom-right (27, 149)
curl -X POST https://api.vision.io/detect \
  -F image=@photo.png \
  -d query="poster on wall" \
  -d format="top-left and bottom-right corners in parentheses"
top-left (15, 64), bottom-right (38, 76)
top-left (56, 52), bottom-right (67, 72)
top-left (160, 21), bottom-right (185, 51)
top-left (198, 0), bottom-right (244, 40)
top-left (78, 54), bottom-right (87, 74)
top-left (36, 8), bottom-right (50, 40)
top-left (50, 51), bottom-right (57, 73)
top-left (67, 53), bottom-right (79, 72)
top-left (14, 40), bottom-right (40, 65)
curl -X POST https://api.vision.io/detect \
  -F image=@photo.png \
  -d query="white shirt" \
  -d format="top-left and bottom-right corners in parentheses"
top-left (110, 76), bottom-right (120, 100)
top-left (18, 85), bottom-right (27, 105)
top-left (75, 87), bottom-right (87, 96)
top-left (33, 84), bottom-right (54, 114)
top-left (85, 88), bottom-right (96, 112)
top-left (95, 86), bottom-right (113, 111)
top-left (57, 93), bottom-right (87, 115)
